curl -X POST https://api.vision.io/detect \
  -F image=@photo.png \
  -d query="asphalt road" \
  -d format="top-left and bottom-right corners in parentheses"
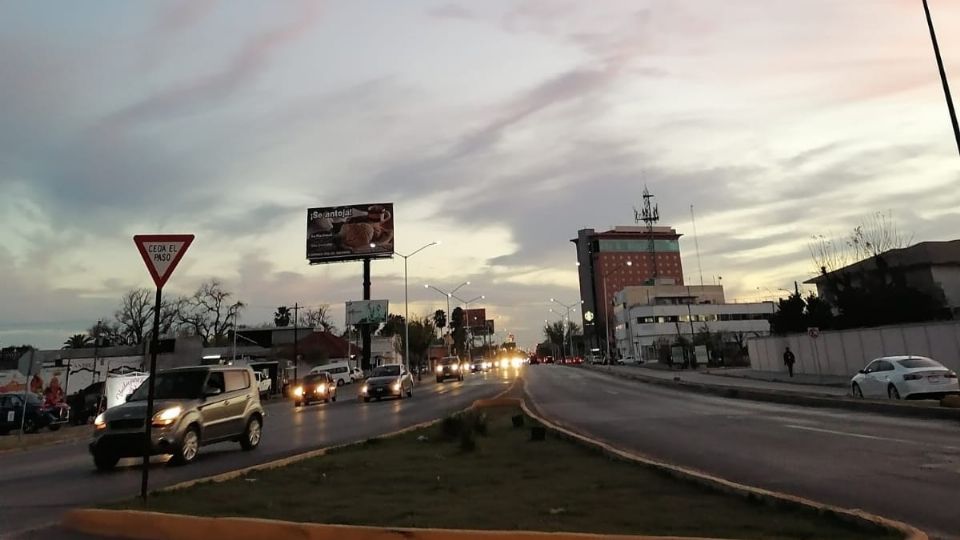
top-left (524, 365), bottom-right (960, 540)
top-left (1, 371), bottom-right (513, 538)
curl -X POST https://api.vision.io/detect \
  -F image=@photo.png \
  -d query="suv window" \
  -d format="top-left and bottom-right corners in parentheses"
top-left (224, 370), bottom-right (249, 392)
top-left (129, 370), bottom-right (208, 401)
top-left (206, 372), bottom-right (226, 394)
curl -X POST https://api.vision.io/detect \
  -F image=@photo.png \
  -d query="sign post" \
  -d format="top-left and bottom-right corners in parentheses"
top-left (807, 327), bottom-right (822, 383)
top-left (133, 234), bottom-right (194, 500)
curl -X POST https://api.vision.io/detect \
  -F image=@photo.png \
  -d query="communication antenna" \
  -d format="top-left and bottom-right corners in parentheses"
top-left (690, 204), bottom-right (704, 286)
top-left (634, 186), bottom-right (660, 281)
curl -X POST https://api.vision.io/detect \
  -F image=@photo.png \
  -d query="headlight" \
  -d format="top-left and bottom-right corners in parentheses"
top-left (435, 366), bottom-right (443, 373)
top-left (152, 406), bottom-right (182, 427)
top-left (512, 358), bottom-right (522, 368)
top-left (329, 384), bottom-right (336, 392)
top-left (293, 386), bottom-right (304, 397)
top-left (317, 385), bottom-right (326, 393)
top-left (94, 413), bottom-right (106, 430)
top-left (392, 381), bottom-right (401, 392)
top-left (451, 364), bottom-right (459, 371)
top-left (361, 385), bottom-right (368, 394)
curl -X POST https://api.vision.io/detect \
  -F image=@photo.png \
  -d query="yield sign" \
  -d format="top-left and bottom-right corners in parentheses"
top-left (133, 234), bottom-right (194, 288)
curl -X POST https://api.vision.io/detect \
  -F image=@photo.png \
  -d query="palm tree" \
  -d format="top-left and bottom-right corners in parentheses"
top-left (63, 334), bottom-right (92, 349)
top-left (432, 309), bottom-right (446, 339)
top-left (274, 306), bottom-right (292, 327)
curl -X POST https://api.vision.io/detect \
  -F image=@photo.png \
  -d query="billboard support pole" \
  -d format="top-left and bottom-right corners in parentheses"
top-left (361, 258), bottom-right (372, 371)
top-left (140, 285), bottom-right (162, 501)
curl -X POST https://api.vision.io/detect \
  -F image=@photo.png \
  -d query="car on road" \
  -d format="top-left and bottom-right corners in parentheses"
top-left (89, 365), bottom-right (264, 470)
top-left (293, 372), bottom-right (337, 407)
top-left (470, 358), bottom-right (491, 372)
top-left (0, 393), bottom-right (71, 434)
top-left (360, 364), bottom-right (414, 401)
top-left (309, 360), bottom-right (353, 386)
top-left (851, 356), bottom-right (959, 400)
top-left (350, 367), bottom-right (364, 382)
top-left (255, 370), bottom-right (272, 398)
top-left (435, 356), bottom-right (464, 382)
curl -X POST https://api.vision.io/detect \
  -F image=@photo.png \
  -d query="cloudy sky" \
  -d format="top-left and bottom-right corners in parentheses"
top-left (1, 0), bottom-right (959, 350)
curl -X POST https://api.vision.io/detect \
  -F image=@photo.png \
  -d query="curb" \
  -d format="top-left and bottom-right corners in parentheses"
top-left (582, 365), bottom-right (960, 421)
top-left (62, 509), bottom-right (731, 540)
top-left (519, 397), bottom-right (928, 540)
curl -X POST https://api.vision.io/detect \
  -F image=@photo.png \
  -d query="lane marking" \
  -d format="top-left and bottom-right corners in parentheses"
top-left (604, 390), bottom-right (619, 395)
top-left (784, 424), bottom-right (960, 451)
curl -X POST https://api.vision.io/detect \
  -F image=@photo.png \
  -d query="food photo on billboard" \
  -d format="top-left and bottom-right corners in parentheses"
top-left (306, 203), bottom-right (395, 263)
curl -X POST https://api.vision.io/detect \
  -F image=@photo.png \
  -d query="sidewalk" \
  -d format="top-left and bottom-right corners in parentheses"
top-left (599, 364), bottom-right (849, 397)
top-left (703, 367), bottom-right (850, 388)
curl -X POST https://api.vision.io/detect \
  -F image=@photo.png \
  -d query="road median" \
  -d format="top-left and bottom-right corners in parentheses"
top-left (581, 364), bottom-right (960, 421)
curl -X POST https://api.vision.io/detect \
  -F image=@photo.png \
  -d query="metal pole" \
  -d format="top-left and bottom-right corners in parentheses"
top-left (293, 303), bottom-right (299, 383)
top-left (140, 286), bottom-right (162, 500)
top-left (19, 349), bottom-right (34, 440)
top-left (603, 277), bottom-right (610, 362)
top-left (403, 256), bottom-right (410, 374)
top-left (923, 0), bottom-right (960, 156)
top-left (361, 259), bottom-right (372, 370)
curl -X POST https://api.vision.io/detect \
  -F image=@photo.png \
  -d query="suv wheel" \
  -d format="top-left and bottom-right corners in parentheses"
top-left (240, 416), bottom-right (262, 451)
top-left (93, 451), bottom-right (119, 471)
top-left (171, 427), bottom-right (200, 465)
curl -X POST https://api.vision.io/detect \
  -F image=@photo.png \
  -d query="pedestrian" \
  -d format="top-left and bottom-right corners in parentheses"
top-left (783, 347), bottom-right (796, 377)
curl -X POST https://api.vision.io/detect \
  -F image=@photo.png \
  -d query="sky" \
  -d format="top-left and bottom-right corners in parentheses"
top-left (1, 0), bottom-right (959, 350)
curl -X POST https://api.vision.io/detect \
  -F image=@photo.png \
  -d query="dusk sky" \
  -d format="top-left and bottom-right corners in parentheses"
top-left (1, 0), bottom-right (959, 350)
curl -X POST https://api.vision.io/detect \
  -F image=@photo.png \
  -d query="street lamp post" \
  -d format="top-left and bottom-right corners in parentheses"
top-left (396, 241), bottom-right (439, 373)
top-left (550, 298), bottom-right (579, 360)
top-left (922, 0), bottom-right (960, 156)
top-left (601, 261), bottom-right (632, 362)
top-left (452, 294), bottom-right (484, 362)
top-left (424, 281), bottom-right (470, 355)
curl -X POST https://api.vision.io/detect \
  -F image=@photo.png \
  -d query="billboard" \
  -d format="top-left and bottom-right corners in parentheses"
top-left (307, 203), bottom-right (395, 263)
top-left (465, 308), bottom-right (486, 330)
top-left (345, 300), bottom-right (389, 326)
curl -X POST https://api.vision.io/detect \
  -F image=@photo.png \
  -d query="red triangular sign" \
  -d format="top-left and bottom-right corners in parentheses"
top-left (133, 234), bottom-right (194, 289)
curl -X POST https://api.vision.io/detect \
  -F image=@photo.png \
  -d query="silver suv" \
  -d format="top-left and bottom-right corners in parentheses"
top-left (89, 365), bottom-right (265, 470)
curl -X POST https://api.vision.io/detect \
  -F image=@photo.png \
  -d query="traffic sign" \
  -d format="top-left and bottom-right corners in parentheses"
top-left (133, 235), bottom-right (194, 288)
top-left (807, 327), bottom-right (820, 339)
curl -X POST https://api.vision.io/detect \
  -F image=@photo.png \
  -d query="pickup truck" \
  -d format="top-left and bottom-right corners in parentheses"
top-left (254, 371), bottom-right (272, 398)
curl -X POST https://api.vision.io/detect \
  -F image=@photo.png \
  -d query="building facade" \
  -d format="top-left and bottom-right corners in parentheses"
top-left (572, 226), bottom-right (684, 352)
top-left (612, 285), bottom-right (774, 361)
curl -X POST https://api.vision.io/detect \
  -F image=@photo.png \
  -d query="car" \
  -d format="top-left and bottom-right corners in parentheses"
top-left (850, 356), bottom-right (959, 400)
top-left (293, 372), bottom-right (337, 407)
top-left (66, 381), bottom-right (106, 425)
top-left (89, 365), bottom-right (264, 471)
top-left (435, 356), bottom-right (464, 382)
top-left (0, 392), bottom-right (71, 435)
top-left (349, 367), bottom-right (365, 382)
top-left (360, 364), bottom-right (414, 401)
top-left (470, 358), bottom-right (492, 372)
top-left (254, 371), bottom-right (272, 398)
top-left (309, 360), bottom-right (353, 386)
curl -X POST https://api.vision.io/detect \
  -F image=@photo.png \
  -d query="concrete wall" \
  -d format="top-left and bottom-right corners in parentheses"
top-left (748, 321), bottom-right (960, 376)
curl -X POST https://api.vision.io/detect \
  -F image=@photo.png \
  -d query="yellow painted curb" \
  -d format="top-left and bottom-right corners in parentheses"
top-left (62, 509), bottom-right (731, 540)
top-left (519, 400), bottom-right (928, 540)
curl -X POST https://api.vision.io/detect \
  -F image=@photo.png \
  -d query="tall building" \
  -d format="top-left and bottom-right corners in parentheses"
top-left (571, 225), bottom-right (684, 353)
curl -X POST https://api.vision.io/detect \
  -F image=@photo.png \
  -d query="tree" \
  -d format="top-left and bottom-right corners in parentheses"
top-left (396, 315), bottom-right (435, 369)
top-left (89, 320), bottom-right (123, 347)
top-left (432, 309), bottom-right (447, 337)
top-left (543, 321), bottom-right (565, 347)
top-left (378, 314), bottom-right (406, 337)
top-left (177, 279), bottom-right (244, 346)
top-left (770, 291), bottom-right (806, 334)
top-left (274, 306), bottom-right (292, 327)
top-left (301, 305), bottom-right (336, 333)
top-left (809, 210), bottom-right (912, 275)
top-left (450, 307), bottom-right (466, 356)
top-left (63, 334), bottom-right (92, 349)
top-left (804, 294), bottom-right (834, 330)
top-left (114, 288), bottom-right (153, 345)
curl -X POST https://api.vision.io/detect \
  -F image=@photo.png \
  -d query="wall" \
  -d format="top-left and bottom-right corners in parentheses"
top-left (748, 320), bottom-right (960, 376)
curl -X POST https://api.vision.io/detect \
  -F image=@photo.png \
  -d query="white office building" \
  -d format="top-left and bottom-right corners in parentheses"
top-left (612, 285), bottom-right (774, 361)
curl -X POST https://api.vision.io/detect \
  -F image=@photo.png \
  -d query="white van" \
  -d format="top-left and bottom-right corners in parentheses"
top-left (309, 361), bottom-right (353, 386)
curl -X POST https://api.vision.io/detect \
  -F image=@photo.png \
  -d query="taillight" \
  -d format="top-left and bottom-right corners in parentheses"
top-left (945, 371), bottom-right (957, 379)
top-left (903, 373), bottom-right (923, 381)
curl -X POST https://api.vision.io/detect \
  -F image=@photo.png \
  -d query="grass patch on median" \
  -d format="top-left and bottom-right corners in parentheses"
top-left (115, 406), bottom-right (898, 539)
top-left (0, 424), bottom-right (92, 453)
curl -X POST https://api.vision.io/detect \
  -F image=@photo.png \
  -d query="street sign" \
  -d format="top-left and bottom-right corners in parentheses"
top-left (807, 327), bottom-right (820, 339)
top-left (133, 235), bottom-right (194, 289)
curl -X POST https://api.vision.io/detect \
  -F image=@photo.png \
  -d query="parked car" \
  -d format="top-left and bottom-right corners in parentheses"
top-left (0, 393), bottom-right (71, 435)
top-left (850, 356), bottom-right (959, 400)
top-left (435, 356), bottom-right (464, 382)
top-left (360, 364), bottom-right (414, 401)
top-left (309, 361), bottom-right (353, 386)
top-left (67, 381), bottom-right (106, 425)
top-left (293, 372), bottom-right (337, 407)
top-left (254, 371), bottom-right (272, 398)
top-left (350, 367), bottom-right (365, 382)
top-left (89, 365), bottom-right (264, 470)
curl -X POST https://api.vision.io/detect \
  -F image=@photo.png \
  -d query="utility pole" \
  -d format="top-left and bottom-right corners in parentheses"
top-left (362, 259), bottom-right (372, 370)
top-left (922, 0), bottom-right (960, 156)
top-left (292, 303), bottom-right (300, 383)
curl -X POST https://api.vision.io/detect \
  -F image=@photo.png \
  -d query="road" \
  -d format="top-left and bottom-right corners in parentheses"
top-left (1, 372), bottom-right (512, 538)
top-left (524, 365), bottom-right (960, 540)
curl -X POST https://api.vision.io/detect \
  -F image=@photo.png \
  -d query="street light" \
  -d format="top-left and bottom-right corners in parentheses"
top-left (396, 241), bottom-right (439, 373)
top-left (922, 0), bottom-right (960, 156)
top-left (601, 260), bottom-right (632, 362)
top-left (550, 298), bottom-right (579, 360)
top-left (452, 293), bottom-right (484, 362)
top-left (424, 281), bottom-right (470, 352)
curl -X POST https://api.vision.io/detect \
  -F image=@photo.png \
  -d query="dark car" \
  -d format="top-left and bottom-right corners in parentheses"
top-left (435, 356), bottom-right (464, 382)
top-left (360, 364), bottom-right (414, 401)
top-left (89, 366), bottom-right (264, 470)
top-left (67, 382), bottom-right (106, 425)
top-left (293, 372), bottom-right (337, 407)
top-left (0, 393), bottom-right (71, 435)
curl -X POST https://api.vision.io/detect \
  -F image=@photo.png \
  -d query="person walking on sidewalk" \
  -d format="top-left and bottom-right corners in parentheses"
top-left (783, 347), bottom-right (796, 377)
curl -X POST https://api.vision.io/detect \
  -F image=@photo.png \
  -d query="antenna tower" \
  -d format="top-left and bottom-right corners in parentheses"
top-left (634, 186), bottom-right (660, 281)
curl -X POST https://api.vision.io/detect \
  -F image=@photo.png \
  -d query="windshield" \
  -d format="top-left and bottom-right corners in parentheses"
top-left (371, 365), bottom-right (400, 377)
top-left (897, 358), bottom-right (941, 369)
top-left (304, 374), bottom-right (328, 384)
top-left (128, 371), bottom-right (207, 401)
top-left (440, 358), bottom-right (458, 365)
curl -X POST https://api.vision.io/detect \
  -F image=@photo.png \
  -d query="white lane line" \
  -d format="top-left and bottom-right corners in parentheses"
top-left (604, 389), bottom-right (619, 395)
top-left (784, 424), bottom-right (960, 451)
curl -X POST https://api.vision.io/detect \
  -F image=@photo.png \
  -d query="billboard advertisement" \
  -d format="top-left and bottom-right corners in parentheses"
top-left (345, 300), bottom-right (389, 326)
top-left (307, 203), bottom-right (395, 263)
top-left (465, 308), bottom-right (486, 330)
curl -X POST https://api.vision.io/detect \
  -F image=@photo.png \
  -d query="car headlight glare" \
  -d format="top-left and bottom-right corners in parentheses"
top-left (94, 413), bottom-right (106, 430)
top-left (392, 382), bottom-right (401, 392)
top-left (152, 406), bottom-right (182, 426)
top-left (451, 364), bottom-right (459, 371)
top-left (361, 385), bottom-right (368, 394)
top-left (293, 386), bottom-right (304, 397)
top-left (435, 366), bottom-right (443, 373)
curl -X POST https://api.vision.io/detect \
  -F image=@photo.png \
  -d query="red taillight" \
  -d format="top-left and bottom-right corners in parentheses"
top-left (903, 373), bottom-right (923, 381)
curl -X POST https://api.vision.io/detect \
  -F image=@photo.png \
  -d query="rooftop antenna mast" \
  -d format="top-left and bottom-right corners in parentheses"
top-left (634, 185), bottom-right (660, 282)
top-left (690, 204), bottom-right (704, 286)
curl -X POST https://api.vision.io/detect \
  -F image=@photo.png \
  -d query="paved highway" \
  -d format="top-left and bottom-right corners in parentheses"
top-left (524, 365), bottom-right (960, 540)
top-left (1, 372), bottom-right (513, 537)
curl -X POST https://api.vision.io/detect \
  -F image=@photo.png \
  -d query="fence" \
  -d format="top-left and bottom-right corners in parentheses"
top-left (748, 320), bottom-right (960, 377)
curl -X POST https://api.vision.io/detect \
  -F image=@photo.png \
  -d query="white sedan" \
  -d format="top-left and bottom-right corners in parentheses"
top-left (850, 356), bottom-right (959, 400)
